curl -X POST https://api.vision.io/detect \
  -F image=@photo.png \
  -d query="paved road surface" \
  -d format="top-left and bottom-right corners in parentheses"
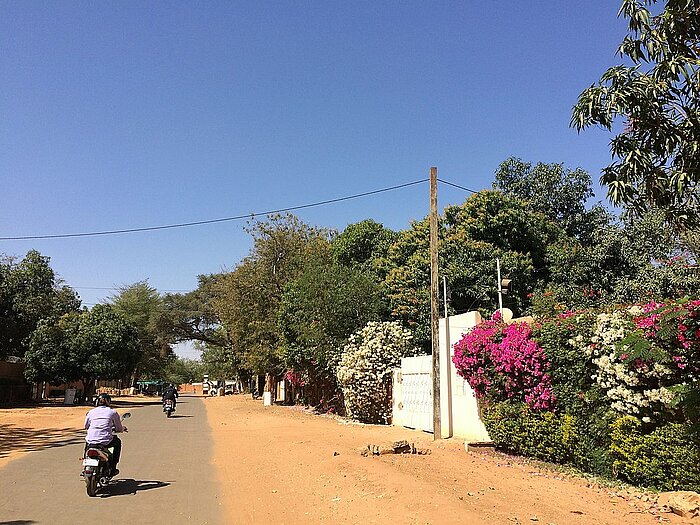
top-left (0, 395), bottom-right (222, 524)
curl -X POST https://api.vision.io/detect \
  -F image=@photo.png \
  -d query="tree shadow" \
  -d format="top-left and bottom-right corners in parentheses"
top-left (99, 479), bottom-right (170, 497)
top-left (0, 424), bottom-right (83, 458)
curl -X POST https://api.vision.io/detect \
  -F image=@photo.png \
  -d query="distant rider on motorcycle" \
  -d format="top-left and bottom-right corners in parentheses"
top-left (84, 393), bottom-right (127, 477)
top-left (162, 383), bottom-right (178, 409)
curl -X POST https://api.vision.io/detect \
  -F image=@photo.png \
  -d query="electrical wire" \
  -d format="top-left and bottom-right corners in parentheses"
top-left (436, 178), bottom-right (479, 194)
top-left (0, 179), bottom-right (427, 241)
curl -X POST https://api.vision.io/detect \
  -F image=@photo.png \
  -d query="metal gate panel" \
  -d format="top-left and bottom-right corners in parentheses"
top-left (399, 355), bottom-right (433, 432)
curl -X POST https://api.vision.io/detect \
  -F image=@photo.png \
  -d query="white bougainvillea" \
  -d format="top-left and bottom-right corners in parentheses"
top-left (576, 309), bottom-right (675, 419)
top-left (336, 321), bottom-right (418, 424)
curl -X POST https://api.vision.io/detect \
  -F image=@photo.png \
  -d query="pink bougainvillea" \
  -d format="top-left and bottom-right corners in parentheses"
top-left (284, 370), bottom-right (306, 387)
top-left (452, 317), bottom-right (555, 410)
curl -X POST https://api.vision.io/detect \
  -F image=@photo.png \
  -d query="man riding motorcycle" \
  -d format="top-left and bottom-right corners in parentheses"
top-left (162, 383), bottom-right (178, 410)
top-left (84, 393), bottom-right (127, 477)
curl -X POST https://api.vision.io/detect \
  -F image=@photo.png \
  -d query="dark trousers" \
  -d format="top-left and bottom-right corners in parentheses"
top-left (85, 435), bottom-right (122, 471)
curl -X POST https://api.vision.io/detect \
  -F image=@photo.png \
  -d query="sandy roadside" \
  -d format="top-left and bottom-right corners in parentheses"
top-left (0, 397), bottom-right (142, 470)
top-left (204, 395), bottom-right (685, 525)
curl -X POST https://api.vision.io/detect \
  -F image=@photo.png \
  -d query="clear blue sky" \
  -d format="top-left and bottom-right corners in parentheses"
top-left (1, 2), bottom-right (626, 318)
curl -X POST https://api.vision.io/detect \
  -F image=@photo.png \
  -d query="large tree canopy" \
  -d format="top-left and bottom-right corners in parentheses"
top-left (493, 157), bottom-right (609, 242)
top-left (572, 0), bottom-right (700, 227)
top-left (110, 280), bottom-right (172, 379)
top-left (24, 304), bottom-right (141, 397)
top-left (0, 250), bottom-right (79, 359)
top-left (213, 214), bottom-right (332, 375)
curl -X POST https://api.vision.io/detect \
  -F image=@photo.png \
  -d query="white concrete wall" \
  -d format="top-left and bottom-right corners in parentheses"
top-left (392, 311), bottom-right (492, 444)
top-left (439, 311), bottom-right (491, 442)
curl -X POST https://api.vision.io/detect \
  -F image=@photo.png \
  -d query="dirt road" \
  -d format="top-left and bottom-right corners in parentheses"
top-left (206, 395), bottom-right (685, 525)
top-left (0, 395), bottom-right (688, 524)
top-left (0, 396), bottom-right (221, 524)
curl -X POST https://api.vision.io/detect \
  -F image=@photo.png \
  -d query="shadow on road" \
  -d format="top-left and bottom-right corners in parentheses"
top-left (0, 424), bottom-right (83, 458)
top-left (99, 479), bottom-right (171, 497)
top-left (167, 415), bottom-right (193, 419)
top-left (0, 521), bottom-right (37, 524)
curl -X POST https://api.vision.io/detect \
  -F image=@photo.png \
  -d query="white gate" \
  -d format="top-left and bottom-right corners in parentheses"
top-left (394, 355), bottom-right (433, 433)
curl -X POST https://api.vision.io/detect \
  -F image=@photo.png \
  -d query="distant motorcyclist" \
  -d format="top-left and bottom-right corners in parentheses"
top-left (162, 383), bottom-right (178, 409)
top-left (84, 393), bottom-right (126, 477)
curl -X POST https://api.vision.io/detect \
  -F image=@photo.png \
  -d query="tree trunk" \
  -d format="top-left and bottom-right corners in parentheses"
top-left (83, 378), bottom-right (96, 404)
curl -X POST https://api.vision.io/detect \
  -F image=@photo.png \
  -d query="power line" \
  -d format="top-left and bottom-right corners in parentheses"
top-left (0, 179), bottom-right (427, 241)
top-left (437, 178), bottom-right (479, 194)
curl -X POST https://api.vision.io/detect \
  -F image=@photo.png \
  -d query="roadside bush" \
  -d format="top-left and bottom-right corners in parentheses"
top-left (483, 400), bottom-right (615, 476)
top-left (482, 400), bottom-right (579, 464)
top-left (610, 416), bottom-right (700, 491)
top-left (336, 321), bottom-right (417, 424)
top-left (532, 312), bottom-right (597, 415)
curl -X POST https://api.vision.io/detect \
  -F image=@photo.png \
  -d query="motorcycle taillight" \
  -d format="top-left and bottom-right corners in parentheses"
top-left (86, 449), bottom-right (101, 458)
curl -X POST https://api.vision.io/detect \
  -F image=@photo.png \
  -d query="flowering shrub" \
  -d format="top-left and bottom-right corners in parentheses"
top-left (571, 300), bottom-right (700, 422)
top-left (336, 321), bottom-right (418, 424)
top-left (452, 317), bottom-right (555, 410)
top-left (284, 370), bottom-right (306, 387)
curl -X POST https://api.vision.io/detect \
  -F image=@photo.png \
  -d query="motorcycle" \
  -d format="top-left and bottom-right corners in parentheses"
top-left (163, 398), bottom-right (175, 417)
top-left (82, 412), bottom-right (131, 497)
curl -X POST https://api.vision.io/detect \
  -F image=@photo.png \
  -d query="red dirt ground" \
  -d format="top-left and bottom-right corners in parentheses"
top-left (204, 395), bottom-right (691, 525)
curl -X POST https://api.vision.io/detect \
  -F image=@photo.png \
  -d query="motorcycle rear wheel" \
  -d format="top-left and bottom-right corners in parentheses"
top-left (85, 474), bottom-right (98, 497)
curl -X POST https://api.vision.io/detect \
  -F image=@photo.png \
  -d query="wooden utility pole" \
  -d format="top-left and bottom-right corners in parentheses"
top-left (429, 167), bottom-right (441, 439)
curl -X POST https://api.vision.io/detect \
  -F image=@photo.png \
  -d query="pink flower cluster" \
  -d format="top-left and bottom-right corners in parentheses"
top-left (452, 318), bottom-right (555, 410)
top-left (633, 299), bottom-right (700, 372)
top-left (284, 370), bottom-right (305, 387)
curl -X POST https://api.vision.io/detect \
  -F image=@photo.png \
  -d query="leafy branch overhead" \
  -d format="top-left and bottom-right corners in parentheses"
top-left (572, 0), bottom-right (700, 228)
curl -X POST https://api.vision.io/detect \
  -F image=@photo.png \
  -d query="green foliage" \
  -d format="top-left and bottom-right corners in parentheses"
top-left (533, 314), bottom-right (598, 414)
top-left (0, 250), bottom-right (80, 359)
top-left (213, 213), bottom-right (332, 374)
top-left (332, 219), bottom-right (397, 273)
top-left (610, 416), bottom-right (700, 491)
top-left (24, 304), bottom-right (141, 397)
top-left (483, 400), bottom-right (616, 477)
top-left (483, 401), bottom-right (581, 464)
top-left (383, 191), bottom-right (565, 350)
top-left (572, 0), bottom-right (700, 228)
top-left (159, 274), bottom-right (226, 347)
top-left (537, 210), bottom-right (700, 311)
top-left (163, 357), bottom-right (203, 385)
top-left (110, 280), bottom-right (171, 379)
top-left (279, 248), bottom-right (388, 380)
top-left (493, 157), bottom-right (607, 242)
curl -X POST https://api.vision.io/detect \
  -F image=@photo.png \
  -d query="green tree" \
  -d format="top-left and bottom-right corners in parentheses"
top-left (278, 245), bottom-right (388, 397)
top-left (572, 0), bottom-right (700, 227)
top-left (331, 219), bottom-right (397, 272)
top-left (110, 281), bottom-right (170, 379)
top-left (536, 209), bottom-right (700, 315)
top-left (383, 191), bottom-right (565, 350)
top-left (158, 274), bottom-right (227, 348)
top-left (163, 357), bottom-right (203, 385)
top-left (213, 214), bottom-right (332, 375)
top-left (493, 157), bottom-right (609, 242)
top-left (0, 250), bottom-right (79, 359)
top-left (24, 304), bottom-right (141, 398)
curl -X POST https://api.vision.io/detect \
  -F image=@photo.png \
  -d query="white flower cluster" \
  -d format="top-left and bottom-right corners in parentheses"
top-left (578, 310), bottom-right (675, 419)
top-left (336, 321), bottom-right (418, 424)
